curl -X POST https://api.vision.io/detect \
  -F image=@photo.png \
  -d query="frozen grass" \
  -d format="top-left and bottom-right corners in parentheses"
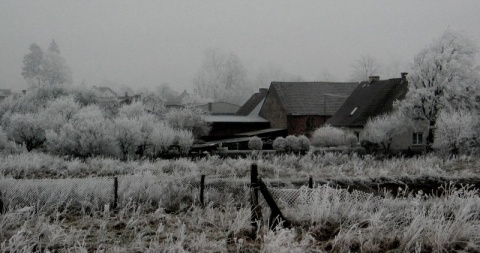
top-left (2, 152), bottom-right (480, 180)
top-left (1, 152), bottom-right (480, 251)
top-left (1, 184), bottom-right (479, 252)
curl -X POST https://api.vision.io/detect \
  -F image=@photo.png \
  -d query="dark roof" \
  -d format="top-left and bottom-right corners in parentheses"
top-left (93, 86), bottom-right (117, 96)
top-left (271, 82), bottom-right (358, 115)
top-left (166, 90), bottom-right (189, 105)
top-left (326, 78), bottom-right (408, 127)
top-left (236, 88), bottom-right (268, 116)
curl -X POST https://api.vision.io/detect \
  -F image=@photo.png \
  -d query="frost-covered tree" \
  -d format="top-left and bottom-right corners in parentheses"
top-left (175, 129), bottom-right (194, 154)
top-left (135, 114), bottom-right (158, 157)
top-left (151, 122), bottom-right (176, 153)
top-left (118, 101), bottom-right (146, 119)
top-left (8, 112), bottom-right (46, 151)
top-left (397, 30), bottom-right (480, 150)
top-left (248, 136), bottom-right (263, 150)
top-left (193, 49), bottom-right (251, 105)
top-left (21, 40), bottom-right (72, 86)
top-left (114, 116), bottom-right (142, 160)
top-left (165, 107), bottom-right (210, 139)
top-left (364, 112), bottom-right (408, 154)
top-left (40, 96), bottom-right (80, 132)
top-left (21, 43), bottom-right (44, 86)
top-left (311, 125), bottom-right (345, 148)
top-left (272, 137), bottom-right (287, 152)
top-left (433, 110), bottom-right (476, 155)
top-left (45, 105), bottom-right (117, 158)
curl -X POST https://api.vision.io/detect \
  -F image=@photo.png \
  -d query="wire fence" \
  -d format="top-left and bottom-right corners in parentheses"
top-left (0, 165), bottom-right (380, 225)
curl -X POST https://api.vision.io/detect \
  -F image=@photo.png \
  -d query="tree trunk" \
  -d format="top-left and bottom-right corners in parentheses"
top-left (426, 120), bottom-right (435, 152)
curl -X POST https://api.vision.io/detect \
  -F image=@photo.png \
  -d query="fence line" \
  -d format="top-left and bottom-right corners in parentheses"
top-left (0, 164), bottom-right (376, 231)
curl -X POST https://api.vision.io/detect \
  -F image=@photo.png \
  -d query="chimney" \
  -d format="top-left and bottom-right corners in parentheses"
top-left (259, 88), bottom-right (268, 94)
top-left (401, 72), bottom-right (408, 79)
top-left (22, 90), bottom-right (26, 95)
top-left (368, 76), bottom-right (380, 83)
top-left (125, 91), bottom-right (128, 97)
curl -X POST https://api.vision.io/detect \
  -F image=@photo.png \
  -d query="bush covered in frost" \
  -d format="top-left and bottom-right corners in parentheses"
top-left (311, 125), bottom-right (345, 147)
top-left (272, 137), bottom-right (287, 151)
top-left (248, 136), bottom-right (263, 150)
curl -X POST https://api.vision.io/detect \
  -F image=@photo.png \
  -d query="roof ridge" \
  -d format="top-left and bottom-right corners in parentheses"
top-left (272, 81), bottom-right (358, 84)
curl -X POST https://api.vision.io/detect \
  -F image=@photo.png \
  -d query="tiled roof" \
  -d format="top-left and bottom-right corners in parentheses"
top-left (326, 78), bottom-right (408, 127)
top-left (236, 88), bottom-right (268, 116)
top-left (271, 82), bottom-right (358, 115)
top-left (205, 115), bottom-right (269, 123)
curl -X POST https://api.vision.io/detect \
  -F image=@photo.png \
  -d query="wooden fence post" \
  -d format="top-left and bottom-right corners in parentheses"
top-left (258, 178), bottom-right (291, 229)
top-left (250, 164), bottom-right (262, 232)
top-left (200, 175), bottom-right (205, 207)
top-left (0, 190), bottom-right (3, 214)
top-left (309, 176), bottom-right (313, 188)
top-left (112, 177), bottom-right (118, 210)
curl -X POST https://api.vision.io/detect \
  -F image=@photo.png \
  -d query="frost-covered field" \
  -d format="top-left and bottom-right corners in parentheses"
top-left (1, 152), bottom-right (480, 252)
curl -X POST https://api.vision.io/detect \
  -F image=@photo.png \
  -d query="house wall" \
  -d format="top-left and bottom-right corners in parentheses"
top-left (342, 120), bottom-right (428, 152)
top-left (197, 102), bottom-right (240, 115)
top-left (259, 88), bottom-right (288, 129)
top-left (287, 115), bottom-right (329, 136)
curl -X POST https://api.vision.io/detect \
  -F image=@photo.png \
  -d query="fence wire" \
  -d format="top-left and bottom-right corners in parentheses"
top-left (0, 176), bottom-right (379, 215)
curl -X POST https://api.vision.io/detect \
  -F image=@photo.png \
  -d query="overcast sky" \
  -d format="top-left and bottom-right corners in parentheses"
top-left (1, 1), bottom-right (480, 93)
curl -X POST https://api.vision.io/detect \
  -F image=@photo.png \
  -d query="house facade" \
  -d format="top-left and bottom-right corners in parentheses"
top-left (327, 74), bottom-right (427, 152)
top-left (259, 81), bottom-right (358, 136)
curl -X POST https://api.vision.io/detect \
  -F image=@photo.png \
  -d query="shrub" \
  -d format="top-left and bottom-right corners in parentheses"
top-left (433, 110), bottom-right (476, 155)
top-left (345, 133), bottom-right (358, 148)
top-left (298, 135), bottom-right (311, 151)
top-left (285, 135), bottom-right (301, 152)
top-left (364, 112), bottom-right (409, 154)
top-left (311, 125), bottom-right (345, 147)
top-left (272, 137), bottom-right (287, 151)
top-left (248, 136), bottom-right (263, 150)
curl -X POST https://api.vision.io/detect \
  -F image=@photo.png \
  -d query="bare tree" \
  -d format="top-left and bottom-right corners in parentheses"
top-left (350, 55), bottom-right (380, 81)
top-left (193, 49), bottom-right (250, 105)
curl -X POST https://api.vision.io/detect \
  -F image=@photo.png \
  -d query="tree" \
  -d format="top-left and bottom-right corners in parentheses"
top-left (165, 107), bottom-right (210, 139)
top-left (433, 110), bottom-right (476, 155)
top-left (45, 105), bottom-right (118, 158)
top-left (364, 112), bottom-right (408, 154)
top-left (397, 30), bottom-right (480, 150)
top-left (151, 122), bottom-right (176, 153)
top-left (350, 55), bottom-right (380, 81)
top-left (40, 96), bottom-right (80, 133)
top-left (311, 125), bottom-right (345, 147)
top-left (21, 40), bottom-right (72, 86)
top-left (8, 112), bottom-right (46, 151)
top-left (114, 116), bottom-right (142, 160)
top-left (21, 43), bottom-right (44, 86)
top-left (193, 49), bottom-right (251, 105)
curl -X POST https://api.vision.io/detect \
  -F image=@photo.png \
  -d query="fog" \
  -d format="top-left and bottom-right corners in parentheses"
top-left (1, 1), bottom-right (480, 93)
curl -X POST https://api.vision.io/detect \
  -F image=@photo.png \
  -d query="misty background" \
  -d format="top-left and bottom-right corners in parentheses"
top-left (2, 1), bottom-right (480, 99)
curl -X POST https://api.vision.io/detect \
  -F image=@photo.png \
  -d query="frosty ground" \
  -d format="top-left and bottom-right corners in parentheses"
top-left (1, 152), bottom-right (480, 252)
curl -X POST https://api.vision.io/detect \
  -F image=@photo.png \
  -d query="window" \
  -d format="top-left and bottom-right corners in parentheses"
top-left (412, 132), bottom-right (423, 145)
top-left (354, 131), bottom-right (360, 141)
top-left (350, 107), bottom-right (358, 115)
